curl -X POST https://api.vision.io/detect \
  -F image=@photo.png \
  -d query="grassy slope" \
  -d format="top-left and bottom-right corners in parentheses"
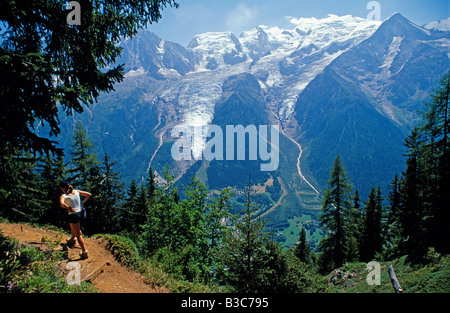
top-left (326, 255), bottom-right (450, 293)
top-left (1, 221), bottom-right (448, 293)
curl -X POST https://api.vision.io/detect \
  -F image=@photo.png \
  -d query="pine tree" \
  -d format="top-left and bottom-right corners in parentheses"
top-left (65, 124), bottom-right (125, 235)
top-left (295, 227), bottom-right (312, 264)
top-left (1, 0), bottom-right (178, 154)
top-left (347, 189), bottom-right (362, 261)
top-left (119, 180), bottom-right (141, 239)
top-left (393, 71), bottom-right (450, 260)
top-left (352, 189), bottom-right (361, 212)
top-left (127, 169), bottom-right (158, 242)
top-left (384, 174), bottom-right (402, 258)
top-left (37, 152), bottom-right (67, 228)
top-left (204, 187), bottom-right (233, 283)
top-left (375, 186), bottom-right (384, 255)
top-left (399, 129), bottom-right (426, 262)
top-left (65, 122), bottom-right (101, 234)
top-left (138, 182), bottom-right (159, 252)
top-left (318, 155), bottom-right (354, 272)
top-left (179, 178), bottom-right (208, 247)
top-left (207, 188), bottom-right (233, 251)
top-left (177, 177), bottom-right (210, 279)
top-left (261, 240), bottom-right (289, 292)
top-left (359, 186), bottom-right (383, 262)
top-left (0, 146), bottom-right (42, 222)
top-left (67, 122), bottom-right (100, 188)
top-left (146, 168), bottom-right (157, 200)
top-left (139, 168), bottom-right (180, 258)
top-left (387, 174), bottom-right (401, 226)
top-left (417, 71), bottom-right (450, 254)
top-left (96, 153), bottom-right (124, 233)
top-left (0, 145), bottom-right (26, 221)
top-left (221, 176), bottom-right (272, 292)
top-left (139, 170), bottom-right (230, 281)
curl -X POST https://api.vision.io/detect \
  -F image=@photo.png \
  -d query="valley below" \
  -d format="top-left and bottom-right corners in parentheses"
top-left (47, 13), bottom-right (449, 247)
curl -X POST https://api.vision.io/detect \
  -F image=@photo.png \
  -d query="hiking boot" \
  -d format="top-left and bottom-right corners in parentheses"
top-left (80, 251), bottom-right (88, 259)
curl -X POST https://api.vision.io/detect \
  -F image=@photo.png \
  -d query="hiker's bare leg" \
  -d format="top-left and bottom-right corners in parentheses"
top-left (69, 225), bottom-right (76, 240)
top-left (67, 224), bottom-right (76, 246)
top-left (70, 223), bottom-right (87, 252)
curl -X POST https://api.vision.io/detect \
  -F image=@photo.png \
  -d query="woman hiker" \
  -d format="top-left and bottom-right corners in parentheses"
top-left (59, 182), bottom-right (91, 259)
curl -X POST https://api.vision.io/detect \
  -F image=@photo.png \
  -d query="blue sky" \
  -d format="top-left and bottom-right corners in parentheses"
top-left (148, 0), bottom-right (450, 46)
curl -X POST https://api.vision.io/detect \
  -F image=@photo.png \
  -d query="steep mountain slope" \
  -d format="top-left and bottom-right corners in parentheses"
top-left (49, 14), bottom-right (450, 245)
top-left (56, 15), bottom-right (383, 183)
top-left (118, 31), bottom-right (202, 78)
top-left (293, 13), bottom-right (450, 196)
top-left (245, 15), bottom-right (381, 121)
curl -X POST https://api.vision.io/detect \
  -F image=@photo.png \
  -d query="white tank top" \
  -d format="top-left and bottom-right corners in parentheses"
top-left (63, 190), bottom-right (82, 214)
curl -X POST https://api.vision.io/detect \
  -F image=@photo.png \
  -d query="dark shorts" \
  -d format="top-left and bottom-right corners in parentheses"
top-left (67, 211), bottom-right (84, 224)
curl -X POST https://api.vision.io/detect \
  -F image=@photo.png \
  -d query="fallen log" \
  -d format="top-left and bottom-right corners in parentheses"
top-left (389, 264), bottom-right (403, 293)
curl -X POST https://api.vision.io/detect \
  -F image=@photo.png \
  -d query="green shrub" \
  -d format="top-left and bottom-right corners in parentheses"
top-left (95, 234), bottom-right (143, 270)
top-left (0, 233), bottom-right (96, 293)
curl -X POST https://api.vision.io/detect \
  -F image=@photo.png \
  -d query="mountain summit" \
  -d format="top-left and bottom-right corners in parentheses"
top-left (53, 14), bottom-right (449, 242)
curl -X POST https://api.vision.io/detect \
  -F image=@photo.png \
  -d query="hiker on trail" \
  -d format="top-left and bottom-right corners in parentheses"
top-left (59, 182), bottom-right (91, 259)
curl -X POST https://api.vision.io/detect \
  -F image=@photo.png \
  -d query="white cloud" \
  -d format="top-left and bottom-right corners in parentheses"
top-left (286, 14), bottom-right (381, 32)
top-left (226, 3), bottom-right (259, 35)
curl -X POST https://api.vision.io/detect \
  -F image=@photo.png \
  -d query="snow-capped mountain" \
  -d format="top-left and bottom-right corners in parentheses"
top-left (118, 31), bottom-right (202, 79)
top-left (425, 17), bottom-right (450, 32)
top-left (55, 13), bottom-right (449, 234)
top-left (243, 15), bottom-right (381, 120)
top-left (293, 12), bottom-right (450, 196)
top-left (117, 14), bottom-right (382, 128)
top-left (188, 32), bottom-right (247, 69)
top-left (110, 14), bottom-right (385, 176)
top-left (100, 14), bottom-right (386, 177)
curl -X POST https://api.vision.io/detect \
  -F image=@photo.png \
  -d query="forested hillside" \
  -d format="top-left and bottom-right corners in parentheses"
top-left (1, 72), bottom-right (449, 293)
top-left (1, 0), bottom-right (448, 294)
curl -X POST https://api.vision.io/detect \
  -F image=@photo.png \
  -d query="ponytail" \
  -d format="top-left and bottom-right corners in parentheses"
top-left (59, 181), bottom-right (74, 194)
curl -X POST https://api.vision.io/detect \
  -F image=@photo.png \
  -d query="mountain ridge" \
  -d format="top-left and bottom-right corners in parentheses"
top-left (46, 13), bottom-right (449, 245)
top-left (292, 12), bottom-right (449, 195)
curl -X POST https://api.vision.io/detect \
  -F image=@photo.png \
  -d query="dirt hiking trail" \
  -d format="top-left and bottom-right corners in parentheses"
top-left (0, 223), bottom-right (168, 293)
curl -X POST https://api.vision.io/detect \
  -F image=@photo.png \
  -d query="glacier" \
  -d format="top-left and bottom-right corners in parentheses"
top-left (103, 12), bottom-right (449, 195)
top-left (51, 12), bottom-right (449, 235)
top-left (130, 14), bottom-right (383, 159)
